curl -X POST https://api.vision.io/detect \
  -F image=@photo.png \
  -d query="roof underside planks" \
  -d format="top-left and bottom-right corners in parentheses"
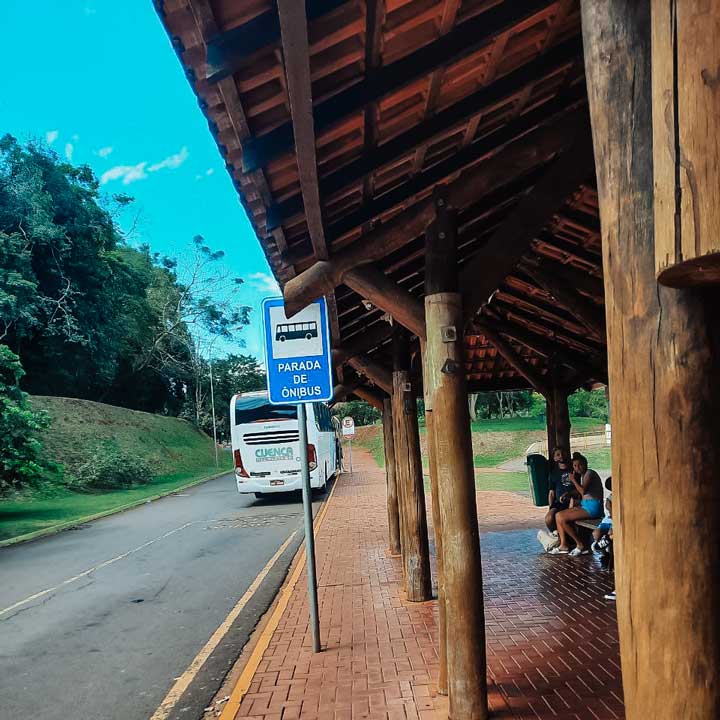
top-left (158, 0), bottom-right (606, 401)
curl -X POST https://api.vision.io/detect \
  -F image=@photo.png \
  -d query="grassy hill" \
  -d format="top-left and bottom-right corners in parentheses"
top-left (31, 396), bottom-right (228, 481)
top-left (0, 397), bottom-right (231, 543)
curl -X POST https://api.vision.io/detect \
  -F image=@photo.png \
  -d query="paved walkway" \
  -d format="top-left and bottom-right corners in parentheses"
top-left (219, 450), bottom-right (623, 720)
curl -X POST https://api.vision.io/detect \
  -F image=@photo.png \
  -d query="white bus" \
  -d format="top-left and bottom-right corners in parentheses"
top-left (230, 391), bottom-right (341, 498)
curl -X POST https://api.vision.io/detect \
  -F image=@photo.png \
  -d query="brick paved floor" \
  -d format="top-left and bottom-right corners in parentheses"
top-left (227, 450), bottom-right (624, 720)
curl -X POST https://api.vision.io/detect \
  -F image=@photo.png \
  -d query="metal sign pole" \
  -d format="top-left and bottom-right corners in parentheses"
top-left (348, 438), bottom-right (353, 473)
top-left (297, 403), bottom-right (321, 653)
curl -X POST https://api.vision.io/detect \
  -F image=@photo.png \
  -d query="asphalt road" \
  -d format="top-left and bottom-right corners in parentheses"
top-left (0, 474), bottom-right (324, 720)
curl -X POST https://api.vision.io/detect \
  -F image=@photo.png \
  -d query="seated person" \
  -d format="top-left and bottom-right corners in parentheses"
top-left (544, 446), bottom-right (573, 532)
top-left (592, 476), bottom-right (613, 553)
top-left (550, 452), bottom-right (604, 556)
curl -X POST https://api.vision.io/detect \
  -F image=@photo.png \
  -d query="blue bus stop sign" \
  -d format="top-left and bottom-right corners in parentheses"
top-left (262, 297), bottom-right (333, 405)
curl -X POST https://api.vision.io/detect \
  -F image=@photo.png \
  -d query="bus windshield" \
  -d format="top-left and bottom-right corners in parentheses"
top-left (234, 397), bottom-right (297, 424)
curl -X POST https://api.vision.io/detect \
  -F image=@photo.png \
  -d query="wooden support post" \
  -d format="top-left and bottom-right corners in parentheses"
top-left (382, 398), bottom-right (401, 557)
top-left (421, 343), bottom-right (447, 696)
top-left (391, 326), bottom-right (432, 602)
top-left (582, 2), bottom-right (720, 717)
top-left (652, 1), bottom-right (720, 287)
top-left (544, 380), bottom-right (570, 456)
top-left (424, 197), bottom-right (488, 720)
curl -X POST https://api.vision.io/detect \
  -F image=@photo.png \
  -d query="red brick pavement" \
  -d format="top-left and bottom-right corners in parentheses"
top-left (224, 450), bottom-right (624, 720)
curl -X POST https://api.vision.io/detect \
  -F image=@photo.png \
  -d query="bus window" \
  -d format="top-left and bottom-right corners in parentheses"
top-left (234, 397), bottom-right (297, 424)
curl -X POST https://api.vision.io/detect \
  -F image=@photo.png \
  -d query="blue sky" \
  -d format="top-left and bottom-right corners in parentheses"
top-left (0, 0), bottom-right (278, 360)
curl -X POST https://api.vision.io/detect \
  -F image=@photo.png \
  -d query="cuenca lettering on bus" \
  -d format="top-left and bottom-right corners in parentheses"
top-left (280, 385), bottom-right (323, 399)
top-left (277, 360), bottom-right (322, 372)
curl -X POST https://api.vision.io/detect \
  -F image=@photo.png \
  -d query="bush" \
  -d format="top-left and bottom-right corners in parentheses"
top-left (332, 400), bottom-right (381, 427)
top-left (69, 448), bottom-right (154, 490)
top-left (0, 346), bottom-right (50, 493)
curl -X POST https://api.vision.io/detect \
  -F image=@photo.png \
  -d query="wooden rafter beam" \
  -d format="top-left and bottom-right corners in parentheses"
top-left (495, 288), bottom-right (591, 340)
top-left (492, 301), bottom-right (604, 353)
top-left (360, 0), bottom-right (385, 212)
top-left (474, 322), bottom-right (549, 395)
top-left (520, 263), bottom-right (606, 341)
top-left (266, 38), bottom-right (582, 228)
top-left (241, 0), bottom-right (557, 171)
top-left (346, 355), bottom-right (393, 394)
top-left (475, 316), bottom-right (606, 383)
top-left (532, 233), bottom-right (602, 269)
top-left (283, 108), bottom-right (586, 315)
top-left (353, 384), bottom-right (386, 410)
top-left (519, 256), bottom-right (604, 299)
top-left (205, 0), bottom-right (347, 83)
top-left (460, 121), bottom-right (595, 324)
top-left (324, 92), bottom-right (585, 243)
top-left (343, 265), bottom-right (426, 339)
top-left (332, 320), bottom-right (392, 365)
top-left (277, 0), bottom-right (328, 261)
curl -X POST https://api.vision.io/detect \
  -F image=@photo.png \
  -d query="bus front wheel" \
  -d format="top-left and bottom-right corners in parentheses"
top-left (278, 335), bottom-right (286, 342)
top-left (305, 333), bottom-right (312, 340)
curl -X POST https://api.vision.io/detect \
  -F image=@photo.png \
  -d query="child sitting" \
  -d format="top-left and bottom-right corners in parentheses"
top-left (591, 476), bottom-right (612, 554)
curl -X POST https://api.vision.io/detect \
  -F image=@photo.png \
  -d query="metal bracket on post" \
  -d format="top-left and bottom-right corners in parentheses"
top-left (440, 325), bottom-right (457, 343)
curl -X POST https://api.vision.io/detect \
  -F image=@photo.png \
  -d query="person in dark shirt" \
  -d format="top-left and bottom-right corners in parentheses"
top-left (544, 446), bottom-right (572, 531)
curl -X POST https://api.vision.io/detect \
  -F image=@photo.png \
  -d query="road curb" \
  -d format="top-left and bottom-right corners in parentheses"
top-left (0, 469), bottom-right (233, 549)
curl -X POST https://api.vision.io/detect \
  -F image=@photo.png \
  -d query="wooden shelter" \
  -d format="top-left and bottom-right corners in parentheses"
top-left (157, 2), bottom-right (720, 719)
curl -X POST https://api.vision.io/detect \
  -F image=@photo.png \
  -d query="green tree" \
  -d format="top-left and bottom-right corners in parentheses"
top-left (568, 388), bottom-right (608, 420)
top-left (0, 346), bottom-right (49, 493)
top-left (205, 354), bottom-right (266, 441)
top-left (332, 400), bottom-right (381, 427)
top-left (0, 136), bottom-right (250, 416)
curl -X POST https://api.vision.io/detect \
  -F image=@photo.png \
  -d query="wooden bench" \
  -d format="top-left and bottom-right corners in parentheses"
top-left (576, 518), bottom-right (601, 531)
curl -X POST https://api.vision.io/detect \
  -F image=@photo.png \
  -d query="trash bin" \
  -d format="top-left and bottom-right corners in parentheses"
top-left (526, 453), bottom-right (550, 507)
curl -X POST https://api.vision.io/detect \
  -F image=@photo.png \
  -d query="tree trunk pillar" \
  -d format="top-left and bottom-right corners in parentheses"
top-left (544, 381), bottom-right (570, 456)
top-left (391, 326), bottom-right (432, 602)
top-left (582, 2), bottom-right (720, 717)
top-left (421, 342), bottom-right (448, 696)
top-left (382, 397), bottom-right (401, 556)
top-left (424, 197), bottom-right (488, 720)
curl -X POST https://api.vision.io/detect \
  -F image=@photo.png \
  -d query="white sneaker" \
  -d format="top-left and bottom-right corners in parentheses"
top-left (569, 547), bottom-right (589, 557)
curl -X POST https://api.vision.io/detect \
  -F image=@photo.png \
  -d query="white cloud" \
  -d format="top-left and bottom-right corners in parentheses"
top-left (248, 272), bottom-right (280, 294)
top-left (65, 143), bottom-right (74, 160)
top-left (100, 162), bottom-right (148, 185)
top-left (148, 146), bottom-right (188, 173)
top-left (100, 146), bottom-right (189, 186)
top-left (46, 130), bottom-right (59, 145)
top-left (97, 146), bottom-right (113, 158)
top-left (205, 168), bottom-right (214, 176)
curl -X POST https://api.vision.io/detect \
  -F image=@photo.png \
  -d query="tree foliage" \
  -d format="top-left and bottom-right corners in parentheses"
top-left (332, 400), bottom-right (381, 427)
top-left (0, 346), bottom-right (49, 493)
top-left (193, 354), bottom-right (266, 441)
top-left (0, 135), bottom-right (250, 416)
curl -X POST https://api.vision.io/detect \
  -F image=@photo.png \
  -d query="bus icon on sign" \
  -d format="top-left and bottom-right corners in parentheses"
top-left (276, 321), bottom-right (318, 342)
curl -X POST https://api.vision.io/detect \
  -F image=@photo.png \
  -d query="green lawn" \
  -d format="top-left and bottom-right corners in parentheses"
top-left (0, 396), bottom-right (232, 543)
top-left (475, 471), bottom-right (528, 493)
top-left (582, 446), bottom-right (612, 470)
top-left (0, 464), bottom-right (231, 542)
top-left (470, 415), bottom-right (603, 433)
top-left (354, 416), bottom-right (606, 475)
